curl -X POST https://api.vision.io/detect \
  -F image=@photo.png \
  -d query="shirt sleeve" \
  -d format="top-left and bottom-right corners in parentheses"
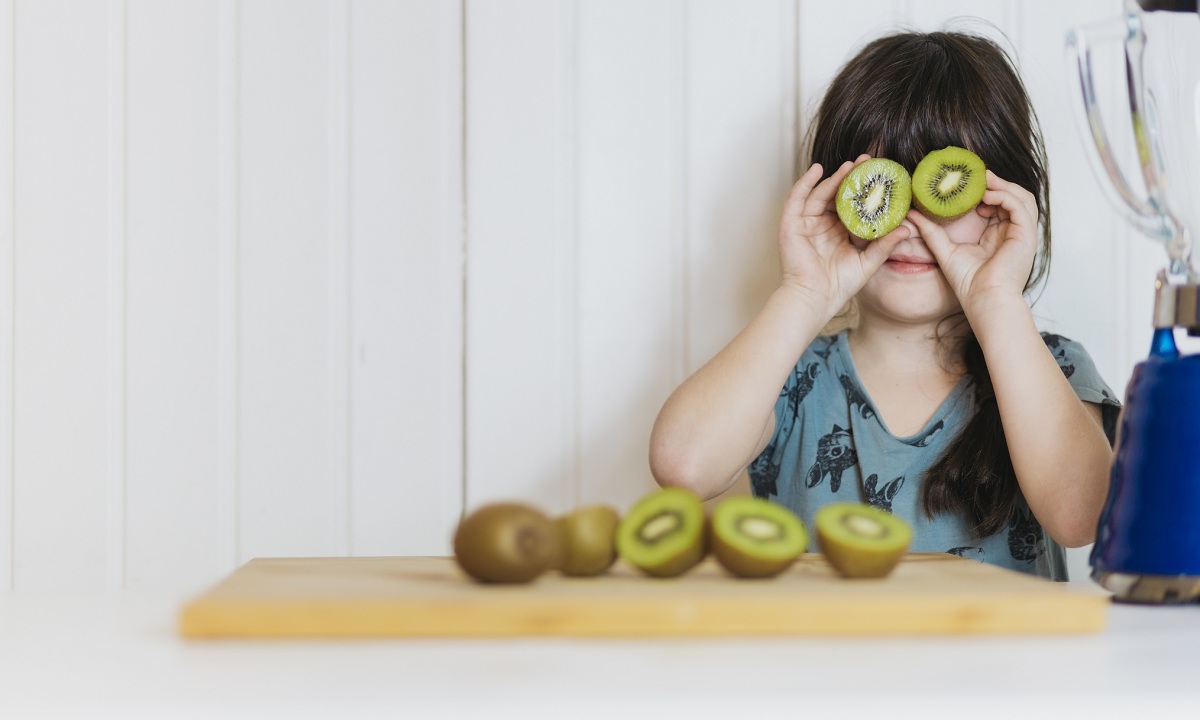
top-left (1040, 333), bottom-right (1122, 446)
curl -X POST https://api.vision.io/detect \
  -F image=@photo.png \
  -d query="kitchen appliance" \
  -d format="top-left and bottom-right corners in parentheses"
top-left (1068, 0), bottom-right (1200, 603)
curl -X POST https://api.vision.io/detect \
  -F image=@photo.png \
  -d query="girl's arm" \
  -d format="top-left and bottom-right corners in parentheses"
top-left (650, 158), bottom-right (907, 499)
top-left (965, 293), bottom-right (1111, 547)
top-left (913, 171), bottom-right (1112, 548)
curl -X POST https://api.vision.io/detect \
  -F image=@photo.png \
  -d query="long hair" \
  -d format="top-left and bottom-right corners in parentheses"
top-left (803, 31), bottom-right (1051, 538)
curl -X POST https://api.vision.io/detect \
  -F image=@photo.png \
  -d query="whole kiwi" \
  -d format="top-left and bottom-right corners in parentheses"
top-left (555, 505), bottom-right (620, 577)
top-left (453, 502), bottom-right (558, 583)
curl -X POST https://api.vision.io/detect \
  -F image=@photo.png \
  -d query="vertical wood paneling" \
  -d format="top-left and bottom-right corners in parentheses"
top-left (349, 0), bottom-right (464, 556)
top-left (216, 0), bottom-right (240, 576)
top-left (125, 0), bottom-right (221, 589)
top-left (238, 0), bottom-right (334, 560)
top-left (465, 0), bottom-right (575, 514)
top-left (106, 0), bottom-right (128, 589)
top-left (14, 0), bottom-right (111, 589)
top-left (0, 0), bottom-right (12, 590)
top-left (575, 0), bottom-right (677, 508)
top-left (327, 0), bottom-right (350, 557)
top-left (686, 1), bottom-right (797, 504)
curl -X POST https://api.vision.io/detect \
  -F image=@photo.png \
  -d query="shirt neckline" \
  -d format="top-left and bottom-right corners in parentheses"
top-left (833, 329), bottom-right (973, 445)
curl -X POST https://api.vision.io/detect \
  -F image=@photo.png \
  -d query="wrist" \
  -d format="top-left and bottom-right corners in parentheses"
top-left (961, 290), bottom-right (1032, 346)
top-left (776, 281), bottom-right (843, 328)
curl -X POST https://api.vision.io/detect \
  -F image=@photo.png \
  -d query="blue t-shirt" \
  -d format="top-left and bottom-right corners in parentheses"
top-left (747, 330), bottom-right (1121, 580)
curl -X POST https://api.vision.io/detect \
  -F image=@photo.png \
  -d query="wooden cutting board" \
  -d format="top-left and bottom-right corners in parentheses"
top-left (178, 553), bottom-right (1109, 638)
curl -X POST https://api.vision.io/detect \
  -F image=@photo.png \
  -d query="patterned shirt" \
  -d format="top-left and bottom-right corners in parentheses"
top-left (747, 330), bottom-right (1121, 579)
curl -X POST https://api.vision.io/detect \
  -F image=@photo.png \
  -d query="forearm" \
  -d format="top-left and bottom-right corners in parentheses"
top-left (649, 286), bottom-right (833, 499)
top-left (966, 295), bottom-right (1113, 547)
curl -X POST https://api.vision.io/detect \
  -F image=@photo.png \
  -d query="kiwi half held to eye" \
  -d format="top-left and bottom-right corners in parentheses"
top-left (815, 502), bottom-right (912, 579)
top-left (453, 503), bottom-right (558, 583)
top-left (616, 487), bottom-right (706, 578)
top-left (912, 146), bottom-right (987, 220)
top-left (711, 496), bottom-right (808, 578)
top-left (835, 158), bottom-right (912, 240)
top-left (555, 504), bottom-right (620, 577)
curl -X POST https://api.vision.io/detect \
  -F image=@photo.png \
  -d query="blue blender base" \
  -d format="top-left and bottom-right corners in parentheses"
top-left (1091, 347), bottom-right (1200, 604)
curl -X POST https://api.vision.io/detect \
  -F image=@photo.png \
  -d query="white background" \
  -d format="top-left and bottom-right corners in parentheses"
top-left (0, 0), bottom-right (1165, 591)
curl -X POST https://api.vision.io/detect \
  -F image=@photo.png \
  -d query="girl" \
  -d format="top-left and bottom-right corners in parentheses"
top-left (648, 30), bottom-right (1121, 579)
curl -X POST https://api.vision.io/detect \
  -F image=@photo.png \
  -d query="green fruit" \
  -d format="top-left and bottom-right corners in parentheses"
top-left (835, 158), bottom-right (912, 240)
top-left (710, 496), bottom-right (808, 578)
top-left (616, 487), bottom-right (706, 577)
top-left (453, 503), bottom-right (558, 583)
top-left (556, 505), bottom-right (620, 577)
top-left (911, 146), bottom-right (987, 220)
top-left (815, 502), bottom-right (912, 579)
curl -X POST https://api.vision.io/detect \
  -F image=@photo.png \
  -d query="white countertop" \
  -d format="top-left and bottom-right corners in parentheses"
top-left (1, 589), bottom-right (1198, 720)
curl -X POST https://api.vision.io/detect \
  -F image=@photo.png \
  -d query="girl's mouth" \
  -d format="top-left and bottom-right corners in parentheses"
top-left (885, 254), bottom-right (937, 274)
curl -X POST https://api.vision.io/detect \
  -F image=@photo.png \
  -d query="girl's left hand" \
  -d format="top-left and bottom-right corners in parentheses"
top-left (908, 169), bottom-right (1038, 314)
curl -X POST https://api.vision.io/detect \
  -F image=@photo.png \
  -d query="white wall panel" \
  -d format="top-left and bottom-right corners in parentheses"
top-left (237, 0), bottom-right (337, 560)
top-left (575, 0), bottom-right (679, 509)
top-left (465, 0), bottom-right (576, 514)
top-left (349, 0), bottom-right (464, 556)
top-left (124, 0), bottom-right (222, 589)
top-left (14, 0), bottom-right (112, 589)
top-left (0, 0), bottom-right (13, 590)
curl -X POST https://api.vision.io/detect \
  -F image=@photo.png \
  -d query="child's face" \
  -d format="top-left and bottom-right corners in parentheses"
top-left (849, 204), bottom-right (992, 326)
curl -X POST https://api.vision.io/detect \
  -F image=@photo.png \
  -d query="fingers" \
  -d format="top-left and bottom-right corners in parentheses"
top-left (858, 225), bottom-right (909, 274)
top-left (983, 170), bottom-right (1037, 227)
top-left (906, 209), bottom-right (955, 265)
top-left (781, 163), bottom-right (827, 226)
top-left (801, 159), bottom-right (856, 216)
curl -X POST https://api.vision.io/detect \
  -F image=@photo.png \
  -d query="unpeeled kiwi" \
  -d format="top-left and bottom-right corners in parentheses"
top-left (911, 146), bottom-right (986, 220)
top-left (710, 496), bottom-right (807, 578)
top-left (616, 487), bottom-right (706, 578)
top-left (815, 502), bottom-right (912, 578)
top-left (453, 502), bottom-right (558, 583)
top-left (555, 504), bottom-right (620, 577)
top-left (835, 158), bottom-right (912, 240)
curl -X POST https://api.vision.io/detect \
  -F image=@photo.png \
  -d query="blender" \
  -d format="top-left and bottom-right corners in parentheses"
top-left (1067, 0), bottom-right (1200, 603)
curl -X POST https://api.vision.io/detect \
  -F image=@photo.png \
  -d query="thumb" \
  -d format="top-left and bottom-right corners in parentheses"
top-left (859, 225), bottom-right (908, 274)
top-left (906, 210), bottom-right (953, 266)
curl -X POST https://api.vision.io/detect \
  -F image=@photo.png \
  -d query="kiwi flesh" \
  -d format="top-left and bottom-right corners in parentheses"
top-left (815, 502), bottom-right (912, 579)
top-left (710, 496), bottom-right (807, 578)
top-left (555, 504), bottom-right (620, 577)
top-left (912, 146), bottom-right (986, 220)
top-left (616, 487), bottom-right (706, 577)
top-left (835, 158), bottom-right (912, 240)
top-left (453, 502), bottom-right (558, 583)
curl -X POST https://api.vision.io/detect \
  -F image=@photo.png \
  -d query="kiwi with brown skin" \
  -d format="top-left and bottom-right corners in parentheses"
top-left (555, 505), bottom-right (620, 577)
top-left (616, 487), bottom-right (707, 577)
top-left (453, 502), bottom-right (558, 583)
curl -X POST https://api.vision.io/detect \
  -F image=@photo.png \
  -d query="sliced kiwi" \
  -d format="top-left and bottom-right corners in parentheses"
top-left (835, 158), bottom-right (912, 240)
top-left (555, 504), bottom-right (620, 577)
top-left (815, 502), bottom-right (912, 579)
top-left (710, 497), bottom-right (807, 578)
top-left (911, 146), bottom-right (986, 220)
top-left (453, 502), bottom-right (558, 583)
top-left (616, 487), bottom-right (706, 577)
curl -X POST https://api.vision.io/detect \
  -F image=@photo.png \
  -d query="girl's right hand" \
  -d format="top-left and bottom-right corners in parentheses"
top-left (778, 155), bottom-right (909, 318)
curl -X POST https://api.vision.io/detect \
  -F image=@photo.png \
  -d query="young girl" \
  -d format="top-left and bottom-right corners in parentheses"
top-left (648, 30), bottom-right (1121, 579)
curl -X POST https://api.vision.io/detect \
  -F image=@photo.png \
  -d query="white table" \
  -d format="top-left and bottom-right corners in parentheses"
top-left (1, 589), bottom-right (1197, 719)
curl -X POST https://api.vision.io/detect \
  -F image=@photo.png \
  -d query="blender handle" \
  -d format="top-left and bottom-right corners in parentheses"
top-left (1065, 17), bottom-right (1175, 241)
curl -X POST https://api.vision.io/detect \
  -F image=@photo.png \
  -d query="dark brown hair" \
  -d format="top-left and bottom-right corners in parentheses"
top-left (804, 31), bottom-right (1051, 538)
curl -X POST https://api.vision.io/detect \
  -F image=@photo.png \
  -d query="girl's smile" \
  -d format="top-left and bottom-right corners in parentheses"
top-left (884, 253), bottom-right (938, 274)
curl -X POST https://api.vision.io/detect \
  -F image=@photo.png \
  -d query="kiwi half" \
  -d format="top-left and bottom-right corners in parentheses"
top-left (835, 158), bottom-right (912, 240)
top-left (711, 497), bottom-right (807, 578)
top-left (555, 504), bottom-right (620, 577)
top-left (815, 502), bottom-right (912, 579)
top-left (616, 487), bottom-right (706, 578)
top-left (912, 146), bottom-right (986, 220)
top-left (453, 502), bottom-right (558, 583)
